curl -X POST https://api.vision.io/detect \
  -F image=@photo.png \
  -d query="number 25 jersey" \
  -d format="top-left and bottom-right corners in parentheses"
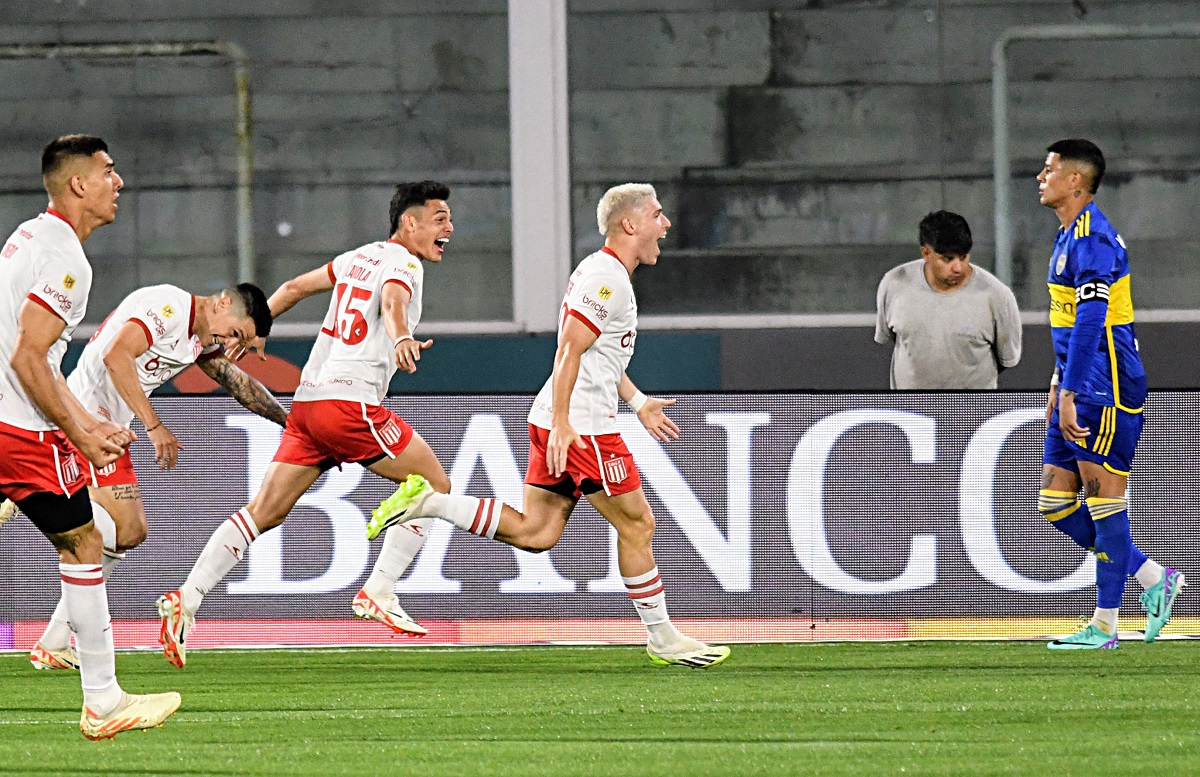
top-left (296, 240), bottom-right (424, 405)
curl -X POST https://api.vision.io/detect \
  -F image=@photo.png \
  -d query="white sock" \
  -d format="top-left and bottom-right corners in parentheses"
top-left (61, 562), bottom-right (123, 715)
top-left (623, 567), bottom-right (669, 627)
top-left (91, 501), bottom-right (117, 550)
top-left (425, 492), bottom-right (501, 539)
top-left (1135, 559), bottom-right (1165, 590)
top-left (40, 526), bottom-right (125, 651)
top-left (181, 509), bottom-right (259, 613)
top-left (1092, 607), bottom-right (1119, 635)
top-left (362, 518), bottom-right (431, 598)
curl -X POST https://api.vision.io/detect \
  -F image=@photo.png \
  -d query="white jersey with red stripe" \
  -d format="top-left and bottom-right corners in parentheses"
top-left (67, 285), bottom-right (217, 428)
top-left (295, 240), bottom-right (424, 405)
top-left (0, 211), bottom-right (93, 431)
top-left (528, 247), bottom-right (637, 435)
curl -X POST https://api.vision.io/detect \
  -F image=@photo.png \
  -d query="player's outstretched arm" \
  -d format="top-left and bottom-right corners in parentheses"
top-left (269, 264), bottom-right (336, 319)
top-left (618, 372), bottom-right (679, 443)
top-left (227, 264), bottom-right (338, 362)
top-left (11, 300), bottom-right (123, 467)
top-left (198, 353), bottom-right (288, 427)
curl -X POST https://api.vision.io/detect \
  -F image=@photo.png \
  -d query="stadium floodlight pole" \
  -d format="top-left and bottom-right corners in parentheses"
top-left (0, 41), bottom-right (256, 284)
top-left (992, 23), bottom-right (1200, 288)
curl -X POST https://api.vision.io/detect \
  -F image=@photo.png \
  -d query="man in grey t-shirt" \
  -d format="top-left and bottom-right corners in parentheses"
top-left (875, 210), bottom-right (1022, 389)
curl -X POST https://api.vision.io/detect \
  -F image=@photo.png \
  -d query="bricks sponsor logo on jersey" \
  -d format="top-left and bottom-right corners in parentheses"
top-left (145, 308), bottom-right (167, 336)
top-left (43, 285), bottom-right (73, 313)
top-left (581, 293), bottom-right (608, 321)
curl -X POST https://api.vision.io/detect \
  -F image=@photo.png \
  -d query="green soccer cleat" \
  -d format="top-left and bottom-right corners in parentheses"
top-left (367, 474), bottom-right (433, 541)
top-left (647, 642), bottom-right (732, 668)
top-left (1047, 623), bottom-right (1119, 650)
top-left (1140, 568), bottom-right (1186, 643)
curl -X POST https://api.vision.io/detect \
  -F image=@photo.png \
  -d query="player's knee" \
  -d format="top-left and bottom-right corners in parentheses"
top-left (116, 520), bottom-right (148, 550)
top-left (616, 511), bottom-right (656, 546)
top-left (1037, 489), bottom-right (1079, 522)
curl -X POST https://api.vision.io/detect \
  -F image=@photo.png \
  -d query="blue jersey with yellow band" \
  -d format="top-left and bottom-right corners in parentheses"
top-left (1046, 203), bottom-right (1146, 412)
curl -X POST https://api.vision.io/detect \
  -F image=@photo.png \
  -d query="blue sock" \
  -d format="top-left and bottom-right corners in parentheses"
top-left (1089, 498), bottom-right (1132, 609)
top-left (1127, 543), bottom-right (1148, 577)
top-left (1039, 489), bottom-right (1096, 549)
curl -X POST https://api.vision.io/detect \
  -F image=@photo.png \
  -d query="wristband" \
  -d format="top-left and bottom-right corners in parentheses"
top-left (1050, 373), bottom-right (1059, 388)
top-left (628, 390), bottom-right (648, 412)
top-left (393, 335), bottom-right (414, 348)
top-left (145, 421), bottom-right (162, 433)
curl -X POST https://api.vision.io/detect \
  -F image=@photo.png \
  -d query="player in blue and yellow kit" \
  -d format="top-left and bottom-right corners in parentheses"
top-left (1036, 139), bottom-right (1185, 649)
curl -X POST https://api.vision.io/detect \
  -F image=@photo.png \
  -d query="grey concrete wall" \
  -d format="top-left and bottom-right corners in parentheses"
top-left (0, 0), bottom-right (1196, 328)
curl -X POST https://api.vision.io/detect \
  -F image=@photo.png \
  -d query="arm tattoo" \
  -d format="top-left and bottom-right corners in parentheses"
top-left (199, 356), bottom-right (289, 427)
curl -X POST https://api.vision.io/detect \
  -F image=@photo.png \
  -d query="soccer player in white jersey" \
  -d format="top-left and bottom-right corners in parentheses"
top-left (0, 135), bottom-right (179, 739)
top-left (156, 181), bottom-right (456, 667)
top-left (17, 282), bottom-right (286, 672)
top-left (368, 184), bottom-right (731, 668)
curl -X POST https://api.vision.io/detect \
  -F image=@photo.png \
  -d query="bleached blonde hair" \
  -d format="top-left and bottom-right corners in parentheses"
top-left (596, 183), bottom-right (657, 236)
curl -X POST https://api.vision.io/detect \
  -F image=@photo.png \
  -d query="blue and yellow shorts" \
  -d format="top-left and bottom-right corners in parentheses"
top-left (1044, 400), bottom-right (1143, 476)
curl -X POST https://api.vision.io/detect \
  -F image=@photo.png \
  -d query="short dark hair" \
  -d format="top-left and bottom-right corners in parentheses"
top-left (228, 282), bottom-right (273, 339)
top-left (41, 134), bottom-right (108, 179)
top-left (388, 180), bottom-right (451, 235)
top-left (918, 210), bottom-right (972, 257)
top-left (1047, 138), bottom-right (1106, 194)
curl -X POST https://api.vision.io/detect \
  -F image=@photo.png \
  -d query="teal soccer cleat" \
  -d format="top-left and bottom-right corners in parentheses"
top-left (1140, 568), bottom-right (1186, 643)
top-left (1048, 623), bottom-right (1119, 650)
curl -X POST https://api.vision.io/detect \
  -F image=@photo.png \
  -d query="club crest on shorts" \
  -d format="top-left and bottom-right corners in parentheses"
top-left (380, 419), bottom-right (403, 447)
top-left (60, 451), bottom-right (81, 484)
top-left (603, 455), bottom-right (628, 484)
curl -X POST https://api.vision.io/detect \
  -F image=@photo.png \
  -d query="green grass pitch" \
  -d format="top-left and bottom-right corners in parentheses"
top-left (1, 642), bottom-right (1197, 776)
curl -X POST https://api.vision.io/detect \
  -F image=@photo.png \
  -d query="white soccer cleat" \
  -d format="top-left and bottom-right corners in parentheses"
top-left (156, 590), bottom-right (195, 669)
top-left (0, 498), bottom-right (17, 527)
top-left (352, 588), bottom-right (427, 637)
top-left (80, 691), bottom-right (181, 741)
top-left (646, 637), bottom-right (731, 669)
top-left (30, 642), bottom-right (80, 671)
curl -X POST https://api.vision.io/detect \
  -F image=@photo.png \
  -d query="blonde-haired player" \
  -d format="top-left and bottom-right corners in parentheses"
top-left (368, 183), bottom-right (730, 668)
